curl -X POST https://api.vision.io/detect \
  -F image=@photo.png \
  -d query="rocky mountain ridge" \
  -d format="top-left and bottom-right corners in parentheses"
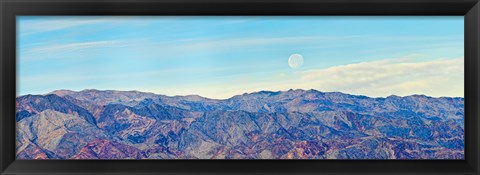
top-left (16, 89), bottom-right (464, 159)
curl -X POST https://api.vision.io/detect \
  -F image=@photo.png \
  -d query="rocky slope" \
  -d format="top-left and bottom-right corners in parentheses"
top-left (16, 89), bottom-right (464, 159)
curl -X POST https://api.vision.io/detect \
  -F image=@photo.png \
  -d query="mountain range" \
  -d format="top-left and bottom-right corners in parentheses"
top-left (16, 89), bottom-right (464, 159)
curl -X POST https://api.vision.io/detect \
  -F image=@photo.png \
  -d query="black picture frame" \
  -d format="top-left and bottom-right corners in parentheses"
top-left (1, 0), bottom-right (479, 174)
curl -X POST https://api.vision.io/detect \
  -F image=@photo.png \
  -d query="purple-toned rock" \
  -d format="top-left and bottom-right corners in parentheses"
top-left (72, 139), bottom-right (145, 159)
top-left (16, 89), bottom-right (464, 159)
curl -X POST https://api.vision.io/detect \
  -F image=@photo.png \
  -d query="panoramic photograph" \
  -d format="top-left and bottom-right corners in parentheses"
top-left (16, 16), bottom-right (464, 159)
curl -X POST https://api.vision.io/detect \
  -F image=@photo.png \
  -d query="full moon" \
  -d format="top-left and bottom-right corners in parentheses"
top-left (288, 53), bottom-right (304, 69)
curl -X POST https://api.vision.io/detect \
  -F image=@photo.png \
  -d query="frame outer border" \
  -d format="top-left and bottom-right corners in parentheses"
top-left (1, 0), bottom-right (480, 175)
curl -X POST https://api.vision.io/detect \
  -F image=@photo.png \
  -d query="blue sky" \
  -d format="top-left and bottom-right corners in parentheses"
top-left (17, 16), bottom-right (464, 99)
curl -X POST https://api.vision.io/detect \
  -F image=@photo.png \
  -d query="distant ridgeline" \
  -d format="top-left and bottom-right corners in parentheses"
top-left (15, 89), bottom-right (464, 159)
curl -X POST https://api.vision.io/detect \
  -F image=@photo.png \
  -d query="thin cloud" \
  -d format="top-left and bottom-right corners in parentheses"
top-left (29, 40), bottom-right (124, 53)
top-left (133, 35), bottom-right (367, 57)
top-left (134, 34), bottom-right (461, 60)
top-left (18, 18), bottom-right (109, 36)
top-left (19, 40), bottom-right (131, 62)
top-left (299, 56), bottom-right (464, 98)
top-left (175, 35), bottom-right (363, 49)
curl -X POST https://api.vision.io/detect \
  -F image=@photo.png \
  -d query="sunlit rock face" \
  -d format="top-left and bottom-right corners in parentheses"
top-left (16, 110), bottom-right (109, 159)
top-left (16, 94), bottom-right (97, 125)
top-left (16, 89), bottom-right (464, 159)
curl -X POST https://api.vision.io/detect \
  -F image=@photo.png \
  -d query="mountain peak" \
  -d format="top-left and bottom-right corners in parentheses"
top-left (49, 89), bottom-right (76, 96)
top-left (81, 89), bottom-right (101, 92)
top-left (175, 94), bottom-right (209, 101)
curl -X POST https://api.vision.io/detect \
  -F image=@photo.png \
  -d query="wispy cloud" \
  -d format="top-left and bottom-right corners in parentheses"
top-left (29, 40), bottom-right (125, 53)
top-left (298, 56), bottom-right (464, 98)
top-left (133, 34), bottom-right (462, 60)
top-left (19, 40), bottom-right (131, 62)
top-left (132, 35), bottom-right (367, 57)
top-left (18, 18), bottom-right (110, 36)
